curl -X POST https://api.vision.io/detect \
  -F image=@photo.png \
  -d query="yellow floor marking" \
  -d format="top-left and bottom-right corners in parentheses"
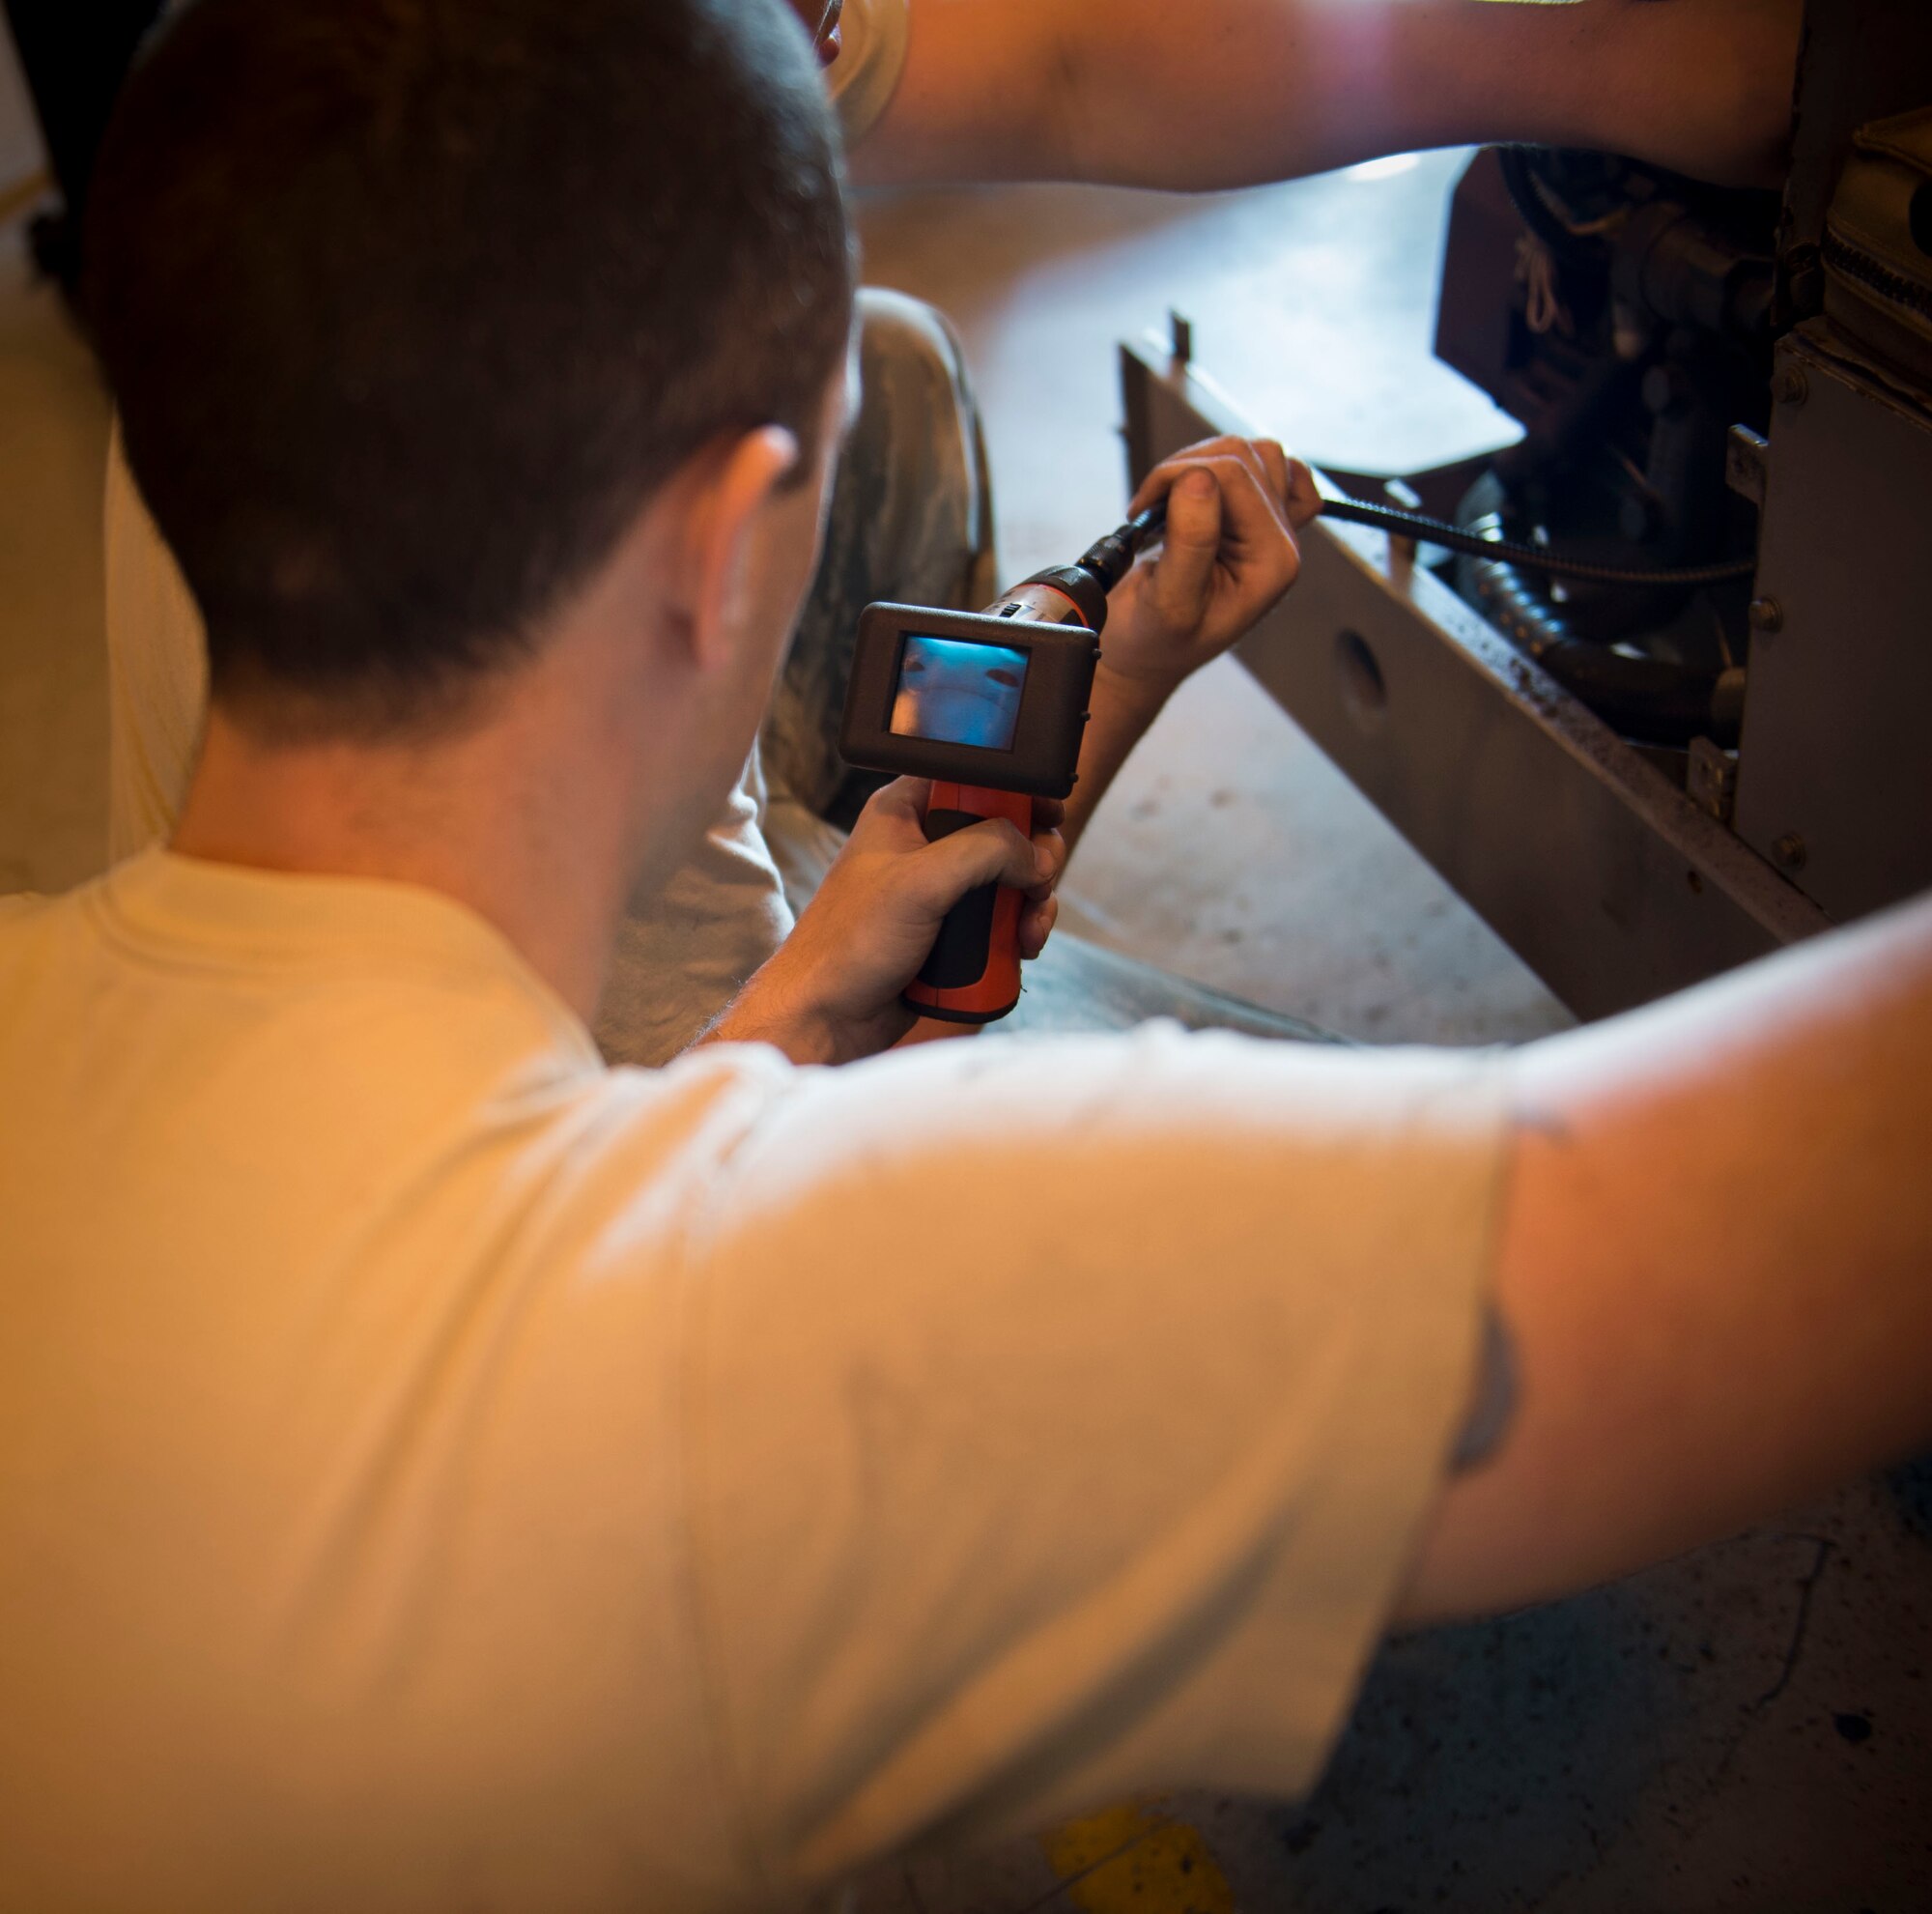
top-left (1040, 1801), bottom-right (1236, 1914)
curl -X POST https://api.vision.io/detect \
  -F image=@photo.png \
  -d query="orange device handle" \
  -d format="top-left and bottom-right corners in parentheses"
top-left (902, 782), bottom-right (1033, 1024)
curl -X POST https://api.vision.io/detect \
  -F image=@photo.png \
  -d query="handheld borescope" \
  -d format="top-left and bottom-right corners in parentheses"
top-left (838, 502), bottom-right (1168, 1023)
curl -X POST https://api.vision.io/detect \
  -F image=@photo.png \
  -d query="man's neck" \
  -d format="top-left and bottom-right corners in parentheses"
top-left (172, 664), bottom-right (647, 1023)
top-left (161, 435), bottom-right (818, 1025)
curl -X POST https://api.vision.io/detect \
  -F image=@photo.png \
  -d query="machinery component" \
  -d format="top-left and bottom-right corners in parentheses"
top-left (838, 508), bottom-right (1164, 1023)
top-left (1119, 0), bottom-right (1930, 1014)
top-left (1687, 737), bottom-right (1738, 824)
top-left (1433, 144), bottom-right (1777, 752)
top-left (1732, 329), bottom-right (1932, 918)
top-left (1319, 493), bottom-right (1755, 586)
top-left (1121, 335), bottom-right (1828, 1019)
top-left (1450, 473), bottom-right (1747, 748)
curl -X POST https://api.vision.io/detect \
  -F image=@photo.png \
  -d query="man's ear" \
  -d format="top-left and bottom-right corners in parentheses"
top-left (678, 424), bottom-right (804, 676)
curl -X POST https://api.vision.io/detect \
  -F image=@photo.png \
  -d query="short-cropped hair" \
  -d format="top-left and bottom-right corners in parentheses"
top-left (86, 0), bottom-right (855, 736)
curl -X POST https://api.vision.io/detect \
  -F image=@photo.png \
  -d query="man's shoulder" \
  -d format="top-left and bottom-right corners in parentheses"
top-left (679, 1024), bottom-right (1513, 1300)
top-left (0, 887), bottom-right (50, 928)
top-left (0, 875), bottom-right (102, 980)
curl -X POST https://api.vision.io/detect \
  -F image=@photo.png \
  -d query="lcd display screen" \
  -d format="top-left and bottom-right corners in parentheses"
top-left (889, 635), bottom-right (1030, 751)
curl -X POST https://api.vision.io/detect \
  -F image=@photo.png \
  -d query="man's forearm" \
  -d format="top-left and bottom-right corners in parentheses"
top-left (1403, 887), bottom-right (1932, 1624)
top-left (857, 0), bottom-right (1799, 194)
top-left (1057, 663), bottom-right (1171, 861)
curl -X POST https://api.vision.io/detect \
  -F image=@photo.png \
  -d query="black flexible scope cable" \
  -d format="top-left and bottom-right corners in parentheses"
top-left (1096, 497), bottom-right (1754, 589)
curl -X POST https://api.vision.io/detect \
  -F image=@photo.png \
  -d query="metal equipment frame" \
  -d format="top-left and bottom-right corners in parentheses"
top-left (1121, 335), bottom-right (1831, 1020)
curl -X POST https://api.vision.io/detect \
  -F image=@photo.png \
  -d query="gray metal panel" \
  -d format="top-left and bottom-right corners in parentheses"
top-left (1122, 342), bottom-right (1830, 1019)
top-left (1734, 332), bottom-right (1932, 920)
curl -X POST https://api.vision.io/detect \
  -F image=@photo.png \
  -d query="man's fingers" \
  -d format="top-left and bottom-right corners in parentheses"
top-left (1130, 436), bottom-right (1250, 516)
top-left (1030, 822), bottom-right (1067, 898)
top-left (1249, 437), bottom-right (1292, 506)
top-left (1146, 466), bottom-right (1223, 627)
top-left (856, 776), bottom-right (933, 839)
top-left (1130, 435), bottom-right (1299, 528)
top-left (913, 816), bottom-right (1047, 913)
top-left (1282, 456), bottom-right (1321, 529)
top-left (1212, 435), bottom-right (1292, 520)
top-left (1019, 892), bottom-right (1059, 960)
top-left (1144, 451), bottom-right (1303, 628)
top-left (873, 783), bottom-right (1062, 851)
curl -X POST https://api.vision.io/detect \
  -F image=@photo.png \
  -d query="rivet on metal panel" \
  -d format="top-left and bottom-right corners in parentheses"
top-left (1687, 736), bottom-right (1738, 824)
top-left (1776, 363), bottom-right (1809, 408)
top-left (1774, 832), bottom-right (1808, 871)
top-left (1748, 596), bottom-right (1784, 634)
top-left (1724, 424), bottom-right (1770, 507)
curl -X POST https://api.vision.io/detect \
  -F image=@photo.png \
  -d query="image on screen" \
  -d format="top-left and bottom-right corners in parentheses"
top-left (889, 635), bottom-right (1030, 751)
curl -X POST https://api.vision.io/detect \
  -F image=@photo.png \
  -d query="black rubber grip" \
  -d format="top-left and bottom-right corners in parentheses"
top-left (917, 808), bottom-right (996, 989)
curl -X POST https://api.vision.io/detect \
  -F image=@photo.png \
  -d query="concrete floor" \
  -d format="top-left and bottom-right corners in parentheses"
top-left (2, 53), bottom-right (1927, 1914)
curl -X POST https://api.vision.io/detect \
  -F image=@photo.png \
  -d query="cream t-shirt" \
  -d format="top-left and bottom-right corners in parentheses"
top-left (0, 852), bottom-right (1505, 1910)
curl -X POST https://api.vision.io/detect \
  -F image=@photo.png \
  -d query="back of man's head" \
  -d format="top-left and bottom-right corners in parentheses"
top-left (86, 0), bottom-right (854, 738)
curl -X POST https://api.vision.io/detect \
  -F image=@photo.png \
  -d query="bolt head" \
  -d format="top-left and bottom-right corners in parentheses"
top-left (1748, 596), bottom-right (1783, 634)
top-left (1773, 832), bottom-right (1807, 871)
top-left (1776, 365), bottom-right (1808, 407)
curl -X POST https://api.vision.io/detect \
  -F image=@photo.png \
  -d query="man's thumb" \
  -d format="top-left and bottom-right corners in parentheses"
top-left (1152, 468), bottom-right (1220, 619)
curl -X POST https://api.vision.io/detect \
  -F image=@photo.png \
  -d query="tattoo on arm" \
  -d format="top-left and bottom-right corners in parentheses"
top-left (1451, 1304), bottom-right (1520, 1473)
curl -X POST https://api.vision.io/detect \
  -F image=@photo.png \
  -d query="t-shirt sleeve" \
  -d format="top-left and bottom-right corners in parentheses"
top-left (825, 0), bottom-right (909, 146)
top-left (675, 1024), bottom-right (1510, 1897)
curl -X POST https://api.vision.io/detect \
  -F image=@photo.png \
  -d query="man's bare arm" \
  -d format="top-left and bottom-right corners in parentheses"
top-left (854, 0), bottom-right (1799, 194)
top-left (1059, 438), bottom-right (1316, 860)
top-left (1400, 889), bottom-right (1932, 1625)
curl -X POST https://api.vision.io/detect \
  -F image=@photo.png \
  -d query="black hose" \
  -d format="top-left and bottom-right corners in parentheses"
top-left (1117, 497), bottom-right (1754, 589)
top-left (1320, 494), bottom-right (1755, 586)
top-left (1461, 552), bottom-right (1742, 746)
